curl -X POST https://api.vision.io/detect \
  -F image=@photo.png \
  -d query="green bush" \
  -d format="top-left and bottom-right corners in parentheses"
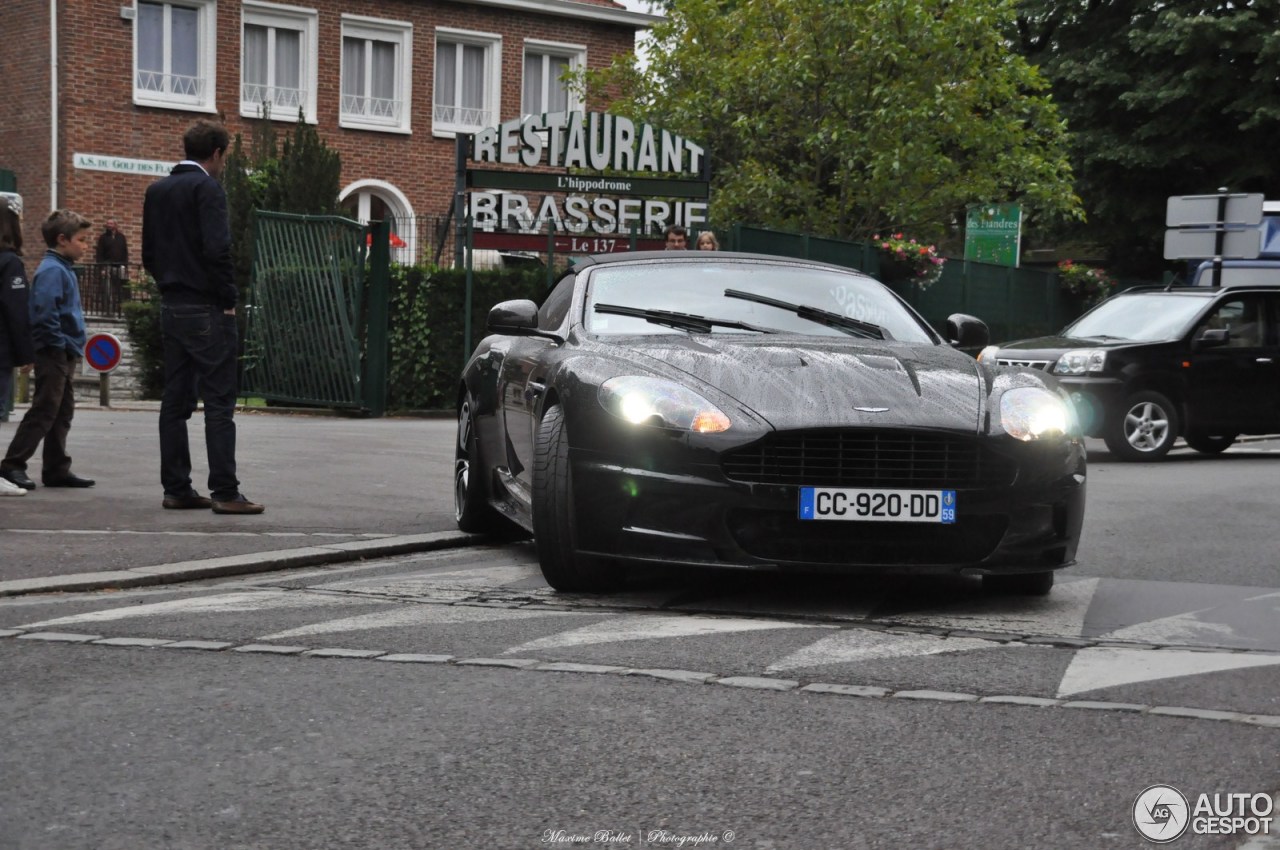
top-left (386, 265), bottom-right (549, 410)
top-left (122, 279), bottom-right (164, 399)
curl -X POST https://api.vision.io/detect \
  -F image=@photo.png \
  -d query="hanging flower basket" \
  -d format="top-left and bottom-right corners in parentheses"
top-left (874, 233), bottom-right (945, 289)
top-left (1057, 260), bottom-right (1115, 307)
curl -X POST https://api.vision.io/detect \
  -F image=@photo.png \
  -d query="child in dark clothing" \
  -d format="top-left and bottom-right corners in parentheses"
top-left (0, 196), bottom-right (34, 497)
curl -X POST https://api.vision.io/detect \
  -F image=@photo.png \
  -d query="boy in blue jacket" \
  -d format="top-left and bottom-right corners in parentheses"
top-left (0, 209), bottom-right (96, 490)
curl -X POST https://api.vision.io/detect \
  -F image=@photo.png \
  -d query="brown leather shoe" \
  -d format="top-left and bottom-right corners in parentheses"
top-left (211, 496), bottom-right (265, 515)
top-left (163, 493), bottom-right (213, 510)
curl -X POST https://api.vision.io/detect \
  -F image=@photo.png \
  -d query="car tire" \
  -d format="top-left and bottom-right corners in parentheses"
top-left (455, 394), bottom-right (528, 539)
top-left (533, 405), bottom-right (624, 593)
top-left (1183, 430), bottom-right (1237, 454)
top-left (1103, 390), bottom-right (1180, 461)
top-left (982, 571), bottom-right (1055, 596)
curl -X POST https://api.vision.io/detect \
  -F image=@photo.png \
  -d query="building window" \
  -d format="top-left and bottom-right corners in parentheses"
top-left (522, 41), bottom-right (585, 119)
top-left (133, 0), bottom-right (217, 112)
top-left (340, 179), bottom-right (417, 264)
top-left (433, 29), bottom-right (502, 136)
top-left (340, 16), bottom-right (413, 134)
top-left (241, 1), bottom-right (318, 123)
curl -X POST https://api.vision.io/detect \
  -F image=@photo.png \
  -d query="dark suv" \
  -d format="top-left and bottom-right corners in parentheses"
top-left (979, 284), bottom-right (1280, 460)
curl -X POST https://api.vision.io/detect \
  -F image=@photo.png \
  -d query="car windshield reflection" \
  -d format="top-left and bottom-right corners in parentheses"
top-left (583, 261), bottom-right (933, 342)
top-left (1065, 293), bottom-right (1209, 341)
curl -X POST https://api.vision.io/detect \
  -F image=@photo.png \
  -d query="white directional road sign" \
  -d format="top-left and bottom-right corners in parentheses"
top-left (1164, 193), bottom-right (1265, 260)
top-left (1166, 193), bottom-right (1263, 227)
top-left (1164, 227), bottom-right (1262, 260)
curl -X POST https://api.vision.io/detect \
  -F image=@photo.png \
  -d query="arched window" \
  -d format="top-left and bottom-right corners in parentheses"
top-left (339, 179), bottom-right (416, 263)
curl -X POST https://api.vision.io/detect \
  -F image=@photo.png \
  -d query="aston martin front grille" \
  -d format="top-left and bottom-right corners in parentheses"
top-left (721, 429), bottom-right (1017, 488)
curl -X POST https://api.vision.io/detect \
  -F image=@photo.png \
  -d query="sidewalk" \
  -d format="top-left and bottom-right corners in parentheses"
top-left (0, 404), bottom-right (480, 596)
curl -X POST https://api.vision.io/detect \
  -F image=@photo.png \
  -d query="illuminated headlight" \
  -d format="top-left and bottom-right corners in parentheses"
top-left (976, 345), bottom-right (999, 363)
top-left (599, 376), bottom-right (731, 433)
top-left (1000, 387), bottom-right (1072, 441)
top-left (1054, 349), bottom-right (1107, 375)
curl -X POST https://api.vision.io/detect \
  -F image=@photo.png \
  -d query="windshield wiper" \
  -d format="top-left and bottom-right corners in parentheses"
top-left (723, 289), bottom-right (887, 339)
top-left (593, 303), bottom-right (779, 334)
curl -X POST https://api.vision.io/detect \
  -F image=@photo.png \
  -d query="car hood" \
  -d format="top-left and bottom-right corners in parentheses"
top-left (994, 335), bottom-right (1135, 360)
top-left (615, 336), bottom-right (986, 432)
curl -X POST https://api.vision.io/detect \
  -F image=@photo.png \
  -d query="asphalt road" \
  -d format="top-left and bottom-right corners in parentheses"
top-left (1073, 438), bottom-right (1280, 587)
top-left (2, 638), bottom-right (1275, 850)
top-left (2, 417), bottom-right (1277, 849)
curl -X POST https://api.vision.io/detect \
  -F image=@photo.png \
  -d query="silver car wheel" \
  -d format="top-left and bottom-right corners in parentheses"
top-left (1123, 400), bottom-right (1171, 452)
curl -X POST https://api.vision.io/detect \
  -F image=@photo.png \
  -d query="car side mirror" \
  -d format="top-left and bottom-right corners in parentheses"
top-left (486, 299), bottom-right (539, 334)
top-left (1193, 327), bottom-right (1230, 351)
top-left (946, 313), bottom-right (989, 350)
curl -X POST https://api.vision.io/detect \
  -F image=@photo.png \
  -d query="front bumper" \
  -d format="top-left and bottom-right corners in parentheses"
top-left (1057, 377), bottom-right (1125, 437)
top-left (568, 436), bottom-right (1087, 576)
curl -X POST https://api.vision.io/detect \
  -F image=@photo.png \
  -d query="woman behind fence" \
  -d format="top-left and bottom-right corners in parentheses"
top-left (0, 196), bottom-right (35, 496)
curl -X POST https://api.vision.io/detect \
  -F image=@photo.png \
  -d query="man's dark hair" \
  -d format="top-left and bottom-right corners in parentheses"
top-left (664, 224), bottom-right (687, 238)
top-left (183, 119), bottom-right (231, 161)
top-left (0, 199), bottom-right (21, 254)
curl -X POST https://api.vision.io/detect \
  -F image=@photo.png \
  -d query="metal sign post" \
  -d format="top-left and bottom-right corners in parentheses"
top-left (83, 332), bottom-right (122, 407)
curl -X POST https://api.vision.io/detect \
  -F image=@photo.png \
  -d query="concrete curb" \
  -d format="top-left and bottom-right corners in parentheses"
top-left (0, 530), bottom-right (485, 597)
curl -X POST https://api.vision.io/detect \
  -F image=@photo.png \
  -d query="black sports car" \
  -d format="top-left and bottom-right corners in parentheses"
top-left (455, 252), bottom-right (1086, 595)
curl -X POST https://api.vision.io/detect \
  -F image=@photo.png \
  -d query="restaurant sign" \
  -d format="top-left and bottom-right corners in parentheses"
top-left (460, 112), bottom-right (710, 248)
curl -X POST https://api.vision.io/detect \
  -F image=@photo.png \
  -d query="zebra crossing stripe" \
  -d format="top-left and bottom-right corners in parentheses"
top-left (1056, 647), bottom-right (1280, 697)
top-left (503, 614), bottom-right (828, 655)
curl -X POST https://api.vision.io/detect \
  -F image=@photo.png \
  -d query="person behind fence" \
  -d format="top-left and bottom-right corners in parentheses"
top-left (95, 218), bottom-right (129, 302)
top-left (0, 197), bottom-right (35, 497)
top-left (143, 118), bottom-right (264, 515)
top-left (0, 209), bottom-right (96, 491)
top-left (664, 224), bottom-right (688, 250)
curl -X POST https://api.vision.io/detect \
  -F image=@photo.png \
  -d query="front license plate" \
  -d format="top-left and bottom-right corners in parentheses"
top-left (798, 487), bottom-right (957, 523)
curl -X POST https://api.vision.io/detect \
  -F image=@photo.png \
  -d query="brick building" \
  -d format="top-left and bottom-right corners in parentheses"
top-left (0, 0), bottom-right (656, 268)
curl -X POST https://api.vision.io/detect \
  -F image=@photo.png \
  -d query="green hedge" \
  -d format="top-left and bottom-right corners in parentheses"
top-left (122, 279), bottom-right (165, 400)
top-left (386, 265), bottom-right (549, 410)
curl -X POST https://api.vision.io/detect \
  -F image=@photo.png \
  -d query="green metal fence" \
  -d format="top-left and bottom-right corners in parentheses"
top-left (242, 212), bottom-right (391, 414)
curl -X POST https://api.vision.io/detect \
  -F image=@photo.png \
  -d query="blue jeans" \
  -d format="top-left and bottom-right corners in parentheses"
top-left (159, 304), bottom-right (240, 500)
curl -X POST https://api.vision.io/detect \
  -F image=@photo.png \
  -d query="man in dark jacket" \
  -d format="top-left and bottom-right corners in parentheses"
top-left (143, 119), bottom-right (263, 514)
top-left (95, 218), bottom-right (130, 308)
top-left (95, 219), bottom-right (129, 266)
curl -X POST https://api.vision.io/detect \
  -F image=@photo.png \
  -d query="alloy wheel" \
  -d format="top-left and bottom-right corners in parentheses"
top-left (1123, 401), bottom-right (1171, 452)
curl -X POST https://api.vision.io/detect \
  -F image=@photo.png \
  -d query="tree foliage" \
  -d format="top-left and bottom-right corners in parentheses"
top-left (223, 109), bottom-right (343, 295)
top-left (583, 0), bottom-right (1081, 244)
top-left (1015, 0), bottom-right (1280, 276)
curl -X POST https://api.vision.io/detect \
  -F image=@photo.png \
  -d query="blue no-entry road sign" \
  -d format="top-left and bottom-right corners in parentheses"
top-left (84, 332), bottom-right (122, 373)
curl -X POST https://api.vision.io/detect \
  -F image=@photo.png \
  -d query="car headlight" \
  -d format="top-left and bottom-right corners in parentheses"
top-left (977, 345), bottom-right (999, 363)
top-left (1054, 349), bottom-right (1107, 375)
top-left (1000, 387), bottom-right (1072, 441)
top-left (599, 376), bottom-right (732, 433)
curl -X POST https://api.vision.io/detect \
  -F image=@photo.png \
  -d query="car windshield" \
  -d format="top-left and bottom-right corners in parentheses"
top-left (1064, 293), bottom-right (1211, 341)
top-left (583, 260), bottom-right (935, 342)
